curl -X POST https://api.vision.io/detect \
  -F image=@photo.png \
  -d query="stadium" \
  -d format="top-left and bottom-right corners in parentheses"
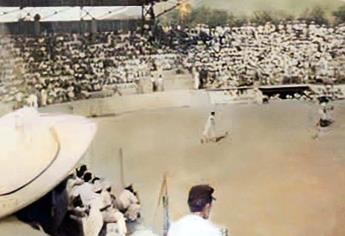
top-left (0, 0), bottom-right (345, 236)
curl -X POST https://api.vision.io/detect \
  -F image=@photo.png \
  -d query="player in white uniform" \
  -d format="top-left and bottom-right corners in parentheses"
top-left (201, 112), bottom-right (216, 143)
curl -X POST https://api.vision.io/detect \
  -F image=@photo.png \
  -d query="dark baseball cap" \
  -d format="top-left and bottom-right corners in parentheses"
top-left (188, 185), bottom-right (216, 212)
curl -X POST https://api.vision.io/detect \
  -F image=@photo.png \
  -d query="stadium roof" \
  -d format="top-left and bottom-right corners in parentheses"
top-left (0, 0), bottom-right (167, 7)
top-left (0, 7), bottom-right (142, 22)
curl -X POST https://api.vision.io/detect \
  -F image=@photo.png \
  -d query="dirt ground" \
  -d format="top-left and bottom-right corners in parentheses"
top-left (1, 99), bottom-right (344, 236)
top-left (82, 99), bottom-right (345, 236)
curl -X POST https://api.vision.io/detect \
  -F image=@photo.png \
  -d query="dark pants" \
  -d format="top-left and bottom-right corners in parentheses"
top-left (320, 119), bottom-right (332, 127)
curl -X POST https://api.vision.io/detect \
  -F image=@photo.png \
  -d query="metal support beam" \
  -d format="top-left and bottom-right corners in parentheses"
top-left (141, 2), bottom-right (155, 36)
top-left (0, 0), bottom-right (166, 7)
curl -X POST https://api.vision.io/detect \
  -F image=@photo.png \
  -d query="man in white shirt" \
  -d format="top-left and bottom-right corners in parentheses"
top-left (116, 185), bottom-right (140, 211)
top-left (157, 74), bottom-right (164, 92)
top-left (116, 185), bottom-right (141, 221)
top-left (27, 93), bottom-right (38, 108)
top-left (319, 103), bottom-right (328, 125)
top-left (201, 112), bottom-right (216, 143)
top-left (194, 68), bottom-right (200, 90)
top-left (168, 185), bottom-right (222, 236)
top-left (71, 172), bottom-right (96, 206)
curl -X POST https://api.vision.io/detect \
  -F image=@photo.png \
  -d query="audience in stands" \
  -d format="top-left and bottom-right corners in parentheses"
top-left (1, 21), bottom-right (345, 107)
top-left (175, 22), bottom-right (345, 89)
top-left (0, 31), bottom-right (178, 106)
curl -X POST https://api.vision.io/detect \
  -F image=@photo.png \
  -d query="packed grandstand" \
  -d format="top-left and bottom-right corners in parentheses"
top-left (0, 21), bottom-right (345, 107)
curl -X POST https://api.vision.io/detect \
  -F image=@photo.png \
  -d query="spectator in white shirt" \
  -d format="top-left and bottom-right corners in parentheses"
top-left (116, 185), bottom-right (141, 221)
top-left (168, 184), bottom-right (222, 236)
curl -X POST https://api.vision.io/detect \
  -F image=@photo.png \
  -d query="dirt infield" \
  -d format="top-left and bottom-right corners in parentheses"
top-left (1, 98), bottom-right (344, 236)
top-left (83, 99), bottom-right (345, 236)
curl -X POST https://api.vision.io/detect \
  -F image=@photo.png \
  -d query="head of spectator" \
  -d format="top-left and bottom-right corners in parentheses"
top-left (102, 180), bottom-right (112, 192)
top-left (76, 164), bottom-right (87, 178)
top-left (93, 180), bottom-right (103, 194)
top-left (83, 171), bottom-right (92, 183)
top-left (92, 177), bottom-right (101, 184)
top-left (187, 184), bottom-right (216, 219)
top-left (125, 184), bottom-right (135, 194)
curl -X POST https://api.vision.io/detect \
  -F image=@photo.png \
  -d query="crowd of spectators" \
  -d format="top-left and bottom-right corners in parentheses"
top-left (174, 22), bottom-right (345, 89)
top-left (1, 21), bottom-right (345, 106)
top-left (18, 164), bottom-right (142, 236)
top-left (0, 30), bottom-right (179, 107)
top-left (66, 164), bottom-right (141, 236)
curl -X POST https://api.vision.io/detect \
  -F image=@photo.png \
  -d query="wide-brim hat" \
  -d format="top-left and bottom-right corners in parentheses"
top-left (0, 107), bottom-right (97, 219)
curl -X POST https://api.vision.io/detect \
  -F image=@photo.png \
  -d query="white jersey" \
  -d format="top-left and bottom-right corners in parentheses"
top-left (116, 189), bottom-right (139, 211)
top-left (84, 197), bottom-right (104, 236)
top-left (168, 215), bottom-right (222, 236)
top-left (72, 182), bottom-right (98, 206)
top-left (27, 94), bottom-right (38, 108)
top-left (203, 115), bottom-right (216, 137)
top-left (194, 71), bottom-right (200, 90)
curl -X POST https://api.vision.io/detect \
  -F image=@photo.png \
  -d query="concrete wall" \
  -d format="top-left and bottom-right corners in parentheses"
top-left (1, 19), bottom-right (141, 35)
top-left (0, 103), bottom-right (13, 116)
top-left (40, 90), bottom-right (209, 117)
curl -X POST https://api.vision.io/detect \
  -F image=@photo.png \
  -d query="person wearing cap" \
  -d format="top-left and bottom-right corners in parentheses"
top-left (168, 185), bottom-right (221, 236)
top-left (201, 112), bottom-right (216, 144)
top-left (1, 107), bottom-right (97, 234)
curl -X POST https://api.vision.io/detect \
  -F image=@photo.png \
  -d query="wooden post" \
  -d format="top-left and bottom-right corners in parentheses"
top-left (153, 174), bottom-right (170, 236)
top-left (162, 175), bottom-right (169, 236)
top-left (119, 148), bottom-right (125, 188)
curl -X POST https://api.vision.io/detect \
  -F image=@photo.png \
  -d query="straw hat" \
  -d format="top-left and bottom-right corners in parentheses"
top-left (0, 107), bottom-right (97, 219)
